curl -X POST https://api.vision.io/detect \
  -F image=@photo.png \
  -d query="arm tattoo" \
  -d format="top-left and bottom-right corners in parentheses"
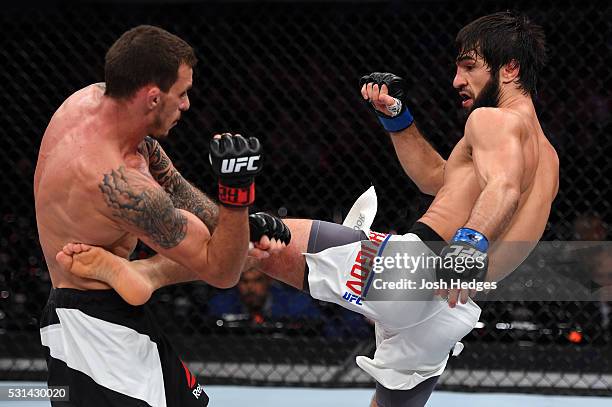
top-left (99, 166), bottom-right (187, 249)
top-left (166, 175), bottom-right (219, 232)
top-left (145, 137), bottom-right (174, 185)
top-left (144, 137), bottom-right (219, 232)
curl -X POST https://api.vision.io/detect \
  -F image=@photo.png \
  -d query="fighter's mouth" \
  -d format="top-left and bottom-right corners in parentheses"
top-left (459, 92), bottom-right (472, 107)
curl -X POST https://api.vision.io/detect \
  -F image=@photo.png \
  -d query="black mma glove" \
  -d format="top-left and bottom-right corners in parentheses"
top-left (249, 212), bottom-right (291, 245)
top-left (437, 228), bottom-right (489, 283)
top-left (209, 133), bottom-right (263, 207)
top-left (359, 72), bottom-right (414, 132)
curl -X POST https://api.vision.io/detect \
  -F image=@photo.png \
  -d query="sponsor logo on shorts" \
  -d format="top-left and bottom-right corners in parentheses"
top-left (181, 360), bottom-right (197, 389)
top-left (181, 360), bottom-right (207, 401)
top-left (351, 214), bottom-right (366, 230)
top-left (192, 383), bottom-right (206, 400)
top-left (342, 231), bottom-right (388, 304)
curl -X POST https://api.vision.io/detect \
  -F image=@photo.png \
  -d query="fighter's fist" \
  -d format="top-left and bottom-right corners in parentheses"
top-left (359, 73), bottom-right (414, 132)
top-left (249, 212), bottom-right (291, 245)
top-left (209, 133), bottom-right (263, 207)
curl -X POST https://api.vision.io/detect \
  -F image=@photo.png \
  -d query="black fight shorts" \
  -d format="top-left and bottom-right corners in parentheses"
top-left (40, 288), bottom-right (209, 407)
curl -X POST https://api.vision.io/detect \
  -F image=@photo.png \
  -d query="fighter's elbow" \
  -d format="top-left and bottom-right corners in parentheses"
top-left (417, 163), bottom-right (445, 196)
top-left (199, 268), bottom-right (241, 289)
top-left (208, 275), bottom-right (240, 289)
top-left (198, 255), bottom-right (244, 288)
top-left (418, 180), bottom-right (443, 196)
top-left (417, 184), bottom-right (438, 196)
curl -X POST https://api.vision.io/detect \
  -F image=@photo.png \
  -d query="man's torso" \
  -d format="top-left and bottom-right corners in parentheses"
top-left (419, 105), bottom-right (559, 280)
top-left (34, 84), bottom-right (153, 289)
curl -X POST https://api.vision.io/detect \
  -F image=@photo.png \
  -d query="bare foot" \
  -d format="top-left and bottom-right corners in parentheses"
top-left (56, 243), bottom-right (153, 306)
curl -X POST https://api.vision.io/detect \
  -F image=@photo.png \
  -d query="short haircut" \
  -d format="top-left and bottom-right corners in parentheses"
top-left (104, 25), bottom-right (197, 99)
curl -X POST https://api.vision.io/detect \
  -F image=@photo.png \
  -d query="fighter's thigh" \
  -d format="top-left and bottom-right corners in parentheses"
top-left (47, 357), bottom-right (150, 406)
top-left (257, 219), bottom-right (313, 290)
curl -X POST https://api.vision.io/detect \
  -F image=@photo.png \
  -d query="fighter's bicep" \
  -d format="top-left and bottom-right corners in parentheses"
top-left (98, 165), bottom-right (189, 249)
top-left (472, 135), bottom-right (524, 186)
top-left (466, 109), bottom-right (524, 187)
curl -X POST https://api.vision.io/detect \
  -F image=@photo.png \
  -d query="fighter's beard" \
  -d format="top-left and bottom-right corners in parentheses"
top-left (469, 70), bottom-right (501, 113)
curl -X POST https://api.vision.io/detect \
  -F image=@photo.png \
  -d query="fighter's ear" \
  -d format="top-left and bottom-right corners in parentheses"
top-left (145, 86), bottom-right (162, 110)
top-left (501, 59), bottom-right (520, 84)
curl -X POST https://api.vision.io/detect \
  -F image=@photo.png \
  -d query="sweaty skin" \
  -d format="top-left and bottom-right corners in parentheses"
top-left (36, 64), bottom-right (261, 305)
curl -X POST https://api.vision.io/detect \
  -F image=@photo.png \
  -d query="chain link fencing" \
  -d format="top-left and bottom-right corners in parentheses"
top-left (0, 0), bottom-right (611, 395)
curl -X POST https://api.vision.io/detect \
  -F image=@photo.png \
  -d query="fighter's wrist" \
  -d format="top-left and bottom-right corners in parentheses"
top-left (377, 107), bottom-right (414, 132)
top-left (451, 227), bottom-right (489, 252)
top-left (217, 181), bottom-right (255, 207)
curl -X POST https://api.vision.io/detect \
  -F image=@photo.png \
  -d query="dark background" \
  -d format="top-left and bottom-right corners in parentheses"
top-left (0, 0), bottom-right (610, 395)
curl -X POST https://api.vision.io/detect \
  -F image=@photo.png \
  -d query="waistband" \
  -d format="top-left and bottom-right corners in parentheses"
top-left (407, 221), bottom-right (445, 255)
top-left (47, 288), bottom-right (134, 309)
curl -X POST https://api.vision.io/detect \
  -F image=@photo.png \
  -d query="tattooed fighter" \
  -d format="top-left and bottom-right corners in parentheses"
top-left (33, 25), bottom-right (286, 407)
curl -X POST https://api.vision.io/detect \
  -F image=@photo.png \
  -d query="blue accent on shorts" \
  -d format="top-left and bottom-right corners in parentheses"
top-left (362, 233), bottom-right (393, 298)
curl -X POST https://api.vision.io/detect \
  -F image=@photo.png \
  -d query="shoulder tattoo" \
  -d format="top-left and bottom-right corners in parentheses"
top-left (99, 166), bottom-right (187, 249)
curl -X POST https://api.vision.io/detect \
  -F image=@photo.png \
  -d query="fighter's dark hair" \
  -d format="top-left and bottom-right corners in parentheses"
top-left (104, 25), bottom-right (197, 99)
top-left (456, 11), bottom-right (547, 96)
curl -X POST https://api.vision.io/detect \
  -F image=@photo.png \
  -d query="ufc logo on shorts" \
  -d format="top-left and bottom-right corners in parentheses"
top-left (221, 156), bottom-right (261, 173)
top-left (342, 291), bottom-right (363, 305)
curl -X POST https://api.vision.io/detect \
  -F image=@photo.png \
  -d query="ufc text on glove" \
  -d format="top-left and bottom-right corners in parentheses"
top-left (209, 133), bottom-right (263, 207)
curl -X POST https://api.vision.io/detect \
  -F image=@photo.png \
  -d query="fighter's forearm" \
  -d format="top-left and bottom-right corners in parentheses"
top-left (130, 208), bottom-right (250, 291)
top-left (167, 173), bottom-right (219, 233)
top-left (389, 123), bottom-right (446, 195)
top-left (144, 137), bottom-right (219, 232)
top-left (463, 180), bottom-right (520, 240)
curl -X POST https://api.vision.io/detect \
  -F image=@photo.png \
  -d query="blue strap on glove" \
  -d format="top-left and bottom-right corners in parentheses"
top-left (438, 227), bottom-right (489, 282)
top-left (377, 108), bottom-right (414, 132)
top-left (452, 228), bottom-right (489, 252)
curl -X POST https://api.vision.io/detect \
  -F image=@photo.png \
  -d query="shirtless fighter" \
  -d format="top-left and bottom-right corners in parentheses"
top-left (57, 12), bottom-right (558, 407)
top-left (34, 25), bottom-right (289, 406)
